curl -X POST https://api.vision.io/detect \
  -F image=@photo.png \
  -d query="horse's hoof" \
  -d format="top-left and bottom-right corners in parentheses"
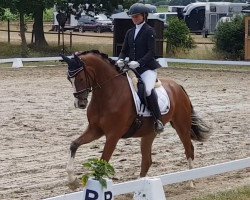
top-left (189, 180), bottom-right (195, 188)
top-left (67, 178), bottom-right (81, 190)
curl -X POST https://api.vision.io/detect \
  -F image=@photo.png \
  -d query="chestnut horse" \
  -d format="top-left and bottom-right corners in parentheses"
top-left (61, 50), bottom-right (210, 187)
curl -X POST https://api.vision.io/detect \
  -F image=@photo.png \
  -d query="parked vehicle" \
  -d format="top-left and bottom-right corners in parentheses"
top-left (76, 15), bottom-right (113, 33)
top-left (178, 2), bottom-right (249, 37)
top-left (215, 16), bottom-right (232, 31)
top-left (153, 12), bottom-right (178, 28)
top-left (94, 14), bottom-right (114, 32)
top-left (215, 13), bottom-right (244, 31)
top-left (51, 9), bottom-right (113, 32)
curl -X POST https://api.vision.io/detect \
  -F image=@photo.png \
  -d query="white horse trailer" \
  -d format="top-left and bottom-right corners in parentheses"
top-left (180, 2), bottom-right (248, 37)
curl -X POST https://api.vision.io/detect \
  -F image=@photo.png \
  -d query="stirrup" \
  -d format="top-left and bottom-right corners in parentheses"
top-left (154, 120), bottom-right (164, 134)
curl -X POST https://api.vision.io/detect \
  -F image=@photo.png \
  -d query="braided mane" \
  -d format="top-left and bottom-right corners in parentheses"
top-left (77, 50), bottom-right (116, 65)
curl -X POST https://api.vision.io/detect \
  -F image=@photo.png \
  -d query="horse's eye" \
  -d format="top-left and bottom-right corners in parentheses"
top-left (76, 76), bottom-right (84, 82)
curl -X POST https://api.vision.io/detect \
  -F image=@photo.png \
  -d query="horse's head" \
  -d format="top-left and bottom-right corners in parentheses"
top-left (61, 54), bottom-right (91, 109)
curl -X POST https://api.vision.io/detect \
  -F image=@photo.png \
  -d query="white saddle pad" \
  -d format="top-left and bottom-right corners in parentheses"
top-left (127, 73), bottom-right (170, 117)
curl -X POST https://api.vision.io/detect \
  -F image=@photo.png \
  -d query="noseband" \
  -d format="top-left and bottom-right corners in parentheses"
top-left (67, 55), bottom-right (126, 100)
top-left (68, 66), bottom-right (93, 98)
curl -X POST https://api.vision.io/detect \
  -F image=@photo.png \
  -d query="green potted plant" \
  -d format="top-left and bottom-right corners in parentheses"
top-left (82, 158), bottom-right (115, 189)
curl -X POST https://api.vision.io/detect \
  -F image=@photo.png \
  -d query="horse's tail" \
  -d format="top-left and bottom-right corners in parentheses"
top-left (180, 85), bottom-right (211, 142)
top-left (191, 107), bottom-right (211, 142)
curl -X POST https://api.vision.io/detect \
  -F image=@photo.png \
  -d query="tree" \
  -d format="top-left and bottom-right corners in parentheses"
top-left (60, 0), bottom-right (135, 16)
top-left (0, 0), bottom-right (134, 51)
top-left (164, 17), bottom-right (195, 55)
top-left (120, 0), bottom-right (138, 9)
top-left (32, 1), bottom-right (54, 47)
top-left (0, 8), bottom-right (17, 21)
top-left (0, 7), bottom-right (4, 18)
top-left (214, 15), bottom-right (244, 60)
top-left (0, 0), bottom-right (30, 55)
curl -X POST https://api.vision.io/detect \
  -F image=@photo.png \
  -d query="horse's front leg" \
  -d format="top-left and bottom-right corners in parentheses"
top-left (140, 132), bottom-right (156, 177)
top-left (101, 135), bottom-right (120, 162)
top-left (67, 126), bottom-right (103, 188)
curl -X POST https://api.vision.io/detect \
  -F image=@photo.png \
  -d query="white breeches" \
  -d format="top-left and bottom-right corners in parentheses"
top-left (140, 70), bottom-right (157, 96)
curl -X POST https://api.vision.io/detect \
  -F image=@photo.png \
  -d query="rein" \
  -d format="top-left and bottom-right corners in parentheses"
top-left (71, 63), bottom-right (126, 97)
top-left (91, 71), bottom-right (126, 91)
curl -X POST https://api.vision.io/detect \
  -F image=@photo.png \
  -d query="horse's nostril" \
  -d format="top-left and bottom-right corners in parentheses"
top-left (79, 104), bottom-right (86, 109)
top-left (78, 102), bottom-right (87, 108)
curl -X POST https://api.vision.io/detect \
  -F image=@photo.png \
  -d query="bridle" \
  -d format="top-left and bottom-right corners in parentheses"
top-left (68, 65), bottom-right (92, 99)
top-left (68, 57), bottom-right (126, 99)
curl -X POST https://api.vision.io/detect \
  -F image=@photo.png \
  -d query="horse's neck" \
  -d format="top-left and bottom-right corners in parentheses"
top-left (86, 57), bottom-right (135, 127)
top-left (94, 62), bottom-right (117, 84)
top-left (91, 59), bottom-right (121, 90)
top-left (90, 61), bottom-right (129, 104)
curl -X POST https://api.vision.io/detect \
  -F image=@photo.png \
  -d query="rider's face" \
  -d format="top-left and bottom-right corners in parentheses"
top-left (131, 14), bottom-right (144, 25)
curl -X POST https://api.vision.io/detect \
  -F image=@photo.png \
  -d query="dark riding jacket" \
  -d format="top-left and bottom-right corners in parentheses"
top-left (118, 23), bottom-right (162, 74)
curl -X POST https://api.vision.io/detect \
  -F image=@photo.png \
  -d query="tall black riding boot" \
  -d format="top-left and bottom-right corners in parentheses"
top-left (146, 90), bottom-right (164, 133)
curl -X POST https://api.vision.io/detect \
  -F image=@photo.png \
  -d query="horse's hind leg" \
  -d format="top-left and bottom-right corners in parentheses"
top-left (172, 118), bottom-right (195, 187)
top-left (67, 126), bottom-right (103, 188)
top-left (140, 132), bottom-right (156, 177)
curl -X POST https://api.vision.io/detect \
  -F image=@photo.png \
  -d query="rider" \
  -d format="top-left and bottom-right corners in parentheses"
top-left (117, 3), bottom-right (164, 133)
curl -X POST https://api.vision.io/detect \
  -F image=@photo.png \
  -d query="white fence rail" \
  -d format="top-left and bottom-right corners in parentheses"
top-left (1, 56), bottom-right (250, 68)
top-left (0, 57), bottom-right (64, 68)
top-left (45, 157), bottom-right (250, 200)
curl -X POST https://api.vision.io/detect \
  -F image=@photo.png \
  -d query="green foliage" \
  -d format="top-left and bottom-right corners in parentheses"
top-left (0, 43), bottom-right (23, 58)
top-left (0, 7), bottom-right (4, 17)
top-left (154, 1), bottom-right (168, 6)
top-left (0, 8), bottom-right (53, 22)
top-left (60, 0), bottom-right (131, 16)
top-left (193, 185), bottom-right (250, 200)
top-left (168, 0), bottom-right (195, 6)
top-left (0, 41), bottom-right (113, 58)
top-left (213, 15), bottom-right (244, 60)
top-left (44, 8), bottom-right (53, 22)
top-left (121, 0), bottom-right (138, 9)
top-left (0, 0), bottom-right (54, 15)
top-left (157, 6), bottom-right (168, 12)
top-left (164, 17), bottom-right (195, 55)
top-left (1, 8), bottom-right (17, 20)
top-left (82, 158), bottom-right (115, 189)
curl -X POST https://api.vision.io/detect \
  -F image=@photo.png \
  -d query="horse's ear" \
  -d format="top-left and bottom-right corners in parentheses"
top-left (60, 54), bottom-right (71, 64)
top-left (74, 54), bottom-right (82, 64)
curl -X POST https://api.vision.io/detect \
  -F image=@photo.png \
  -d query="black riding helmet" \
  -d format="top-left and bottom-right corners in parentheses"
top-left (128, 3), bottom-right (149, 16)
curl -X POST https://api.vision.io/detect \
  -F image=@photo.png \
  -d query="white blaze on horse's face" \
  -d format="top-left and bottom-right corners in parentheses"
top-left (70, 77), bottom-right (89, 109)
top-left (70, 77), bottom-right (79, 108)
